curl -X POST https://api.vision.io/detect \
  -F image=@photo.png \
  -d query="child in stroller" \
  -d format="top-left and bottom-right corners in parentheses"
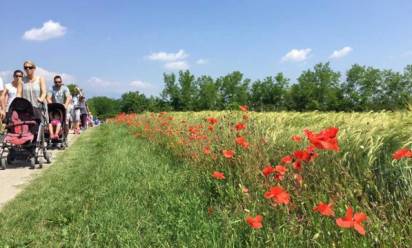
top-left (48, 110), bottom-right (62, 140)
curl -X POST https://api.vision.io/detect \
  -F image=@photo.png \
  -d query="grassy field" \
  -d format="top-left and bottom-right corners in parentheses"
top-left (0, 111), bottom-right (411, 247)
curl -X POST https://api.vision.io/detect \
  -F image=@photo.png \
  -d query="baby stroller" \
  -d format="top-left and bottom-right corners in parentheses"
top-left (46, 103), bottom-right (69, 149)
top-left (0, 97), bottom-right (51, 169)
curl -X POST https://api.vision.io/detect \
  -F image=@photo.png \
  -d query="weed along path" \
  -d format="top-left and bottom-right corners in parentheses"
top-left (0, 125), bottom-right (226, 247)
top-left (0, 132), bottom-right (80, 209)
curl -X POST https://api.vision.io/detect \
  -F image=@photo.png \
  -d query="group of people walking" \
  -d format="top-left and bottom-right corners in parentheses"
top-left (0, 60), bottom-right (93, 135)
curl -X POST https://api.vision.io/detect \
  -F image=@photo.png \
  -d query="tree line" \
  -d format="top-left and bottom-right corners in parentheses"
top-left (87, 63), bottom-right (412, 119)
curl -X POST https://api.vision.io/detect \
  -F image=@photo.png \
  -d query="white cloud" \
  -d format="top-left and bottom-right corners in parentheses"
top-left (164, 61), bottom-right (189, 71)
top-left (329, 46), bottom-right (353, 59)
top-left (281, 48), bottom-right (312, 62)
top-left (147, 49), bottom-right (189, 62)
top-left (196, 59), bottom-right (208, 65)
top-left (129, 80), bottom-right (160, 96)
top-left (401, 51), bottom-right (412, 57)
top-left (22, 20), bottom-right (67, 41)
top-left (87, 76), bottom-right (113, 88)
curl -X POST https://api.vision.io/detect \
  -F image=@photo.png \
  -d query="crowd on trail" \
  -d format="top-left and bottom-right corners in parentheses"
top-left (0, 61), bottom-right (99, 134)
top-left (0, 60), bottom-right (100, 169)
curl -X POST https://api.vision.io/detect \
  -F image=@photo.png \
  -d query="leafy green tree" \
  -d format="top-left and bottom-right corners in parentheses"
top-left (119, 91), bottom-right (148, 113)
top-left (87, 96), bottom-right (120, 119)
top-left (161, 73), bottom-right (181, 110)
top-left (250, 73), bottom-right (289, 111)
top-left (217, 71), bottom-right (249, 109)
top-left (289, 63), bottom-right (341, 111)
top-left (195, 75), bottom-right (221, 110)
top-left (178, 70), bottom-right (197, 111)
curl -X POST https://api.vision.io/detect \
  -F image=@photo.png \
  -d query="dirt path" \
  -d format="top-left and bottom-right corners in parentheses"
top-left (0, 132), bottom-right (81, 209)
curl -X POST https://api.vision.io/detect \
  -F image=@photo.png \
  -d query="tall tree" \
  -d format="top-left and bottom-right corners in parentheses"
top-left (290, 63), bottom-right (341, 111)
top-left (217, 71), bottom-right (249, 109)
top-left (195, 75), bottom-right (221, 110)
top-left (178, 70), bottom-right (197, 111)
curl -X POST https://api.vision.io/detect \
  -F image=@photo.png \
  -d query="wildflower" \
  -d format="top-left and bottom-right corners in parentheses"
top-left (304, 127), bottom-right (340, 152)
top-left (240, 105), bottom-right (249, 112)
top-left (292, 135), bottom-right (302, 143)
top-left (313, 202), bottom-right (335, 217)
top-left (281, 155), bottom-right (293, 164)
top-left (393, 148), bottom-right (412, 160)
top-left (204, 146), bottom-right (212, 155)
top-left (264, 186), bottom-right (290, 205)
top-left (235, 136), bottom-right (249, 149)
top-left (262, 165), bottom-right (275, 177)
top-left (235, 122), bottom-right (246, 131)
top-left (212, 171), bottom-right (225, 180)
top-left (336, 207), bottom-right (368, 236)
top-left (207, 117), bottom-right (218, 125)
top-left (222, 150), bottom-right (235, 159)
top-left (293, 160), bottom-right (302, 170)
top-left (274, 165), bottom-right (288, 181)
top-left (246, 215), bottom-right (263, 229)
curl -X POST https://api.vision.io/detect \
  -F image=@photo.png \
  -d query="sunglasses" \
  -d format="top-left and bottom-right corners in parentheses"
top-left (14, 75), bottom-right (23, 78)
top-left (54, 81), bottom-right (62, 84)
top-left (24, 66), bottom-right (35, 70)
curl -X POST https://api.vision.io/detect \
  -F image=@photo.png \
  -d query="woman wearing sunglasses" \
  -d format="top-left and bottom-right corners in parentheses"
top-left (16, 60), bottom-right (48, 121)
top-left (1, 70), bottom-right (22, 118)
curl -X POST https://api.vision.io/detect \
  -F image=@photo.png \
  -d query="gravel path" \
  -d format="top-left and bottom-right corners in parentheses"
top-left (0, 132), bottom-right (81, 209)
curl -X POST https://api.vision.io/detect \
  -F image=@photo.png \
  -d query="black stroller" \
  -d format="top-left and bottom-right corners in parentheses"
top-left (0, 98), bottom-right (51, 169)
top-left (46, 103), bottom-right (69, 149)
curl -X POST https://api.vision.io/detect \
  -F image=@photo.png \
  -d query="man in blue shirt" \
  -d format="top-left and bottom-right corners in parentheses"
top-left (47, 75), bottom-right (71, 108)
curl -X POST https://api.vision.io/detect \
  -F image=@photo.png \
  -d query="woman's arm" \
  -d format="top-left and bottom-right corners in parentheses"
top-left (39, 76), bottom-right (47, 102)
top-left (16, 79), bottom-right (22, 97)
top-left (1, 89), bottom-right (7, 112)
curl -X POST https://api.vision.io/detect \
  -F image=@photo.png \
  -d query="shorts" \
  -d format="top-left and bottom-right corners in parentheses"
top-left (72, 109), bottom-right (81, 122)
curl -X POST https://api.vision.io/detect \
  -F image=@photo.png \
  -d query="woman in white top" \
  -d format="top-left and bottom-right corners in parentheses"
top-left (1, 70), bottom-right (22, 118)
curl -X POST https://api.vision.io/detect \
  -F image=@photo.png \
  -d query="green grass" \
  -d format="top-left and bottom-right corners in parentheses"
top-left (0, 125), bottom-right (231, 247)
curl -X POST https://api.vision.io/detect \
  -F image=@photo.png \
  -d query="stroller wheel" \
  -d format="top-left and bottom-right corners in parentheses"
top-left (0, 158), bottom-right (7, 170)
top-left (29, 157), bottom-right (36, 169)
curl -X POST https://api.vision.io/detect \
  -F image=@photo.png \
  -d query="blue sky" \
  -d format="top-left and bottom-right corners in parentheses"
top-left (1, 0), bottom-right (411, 98)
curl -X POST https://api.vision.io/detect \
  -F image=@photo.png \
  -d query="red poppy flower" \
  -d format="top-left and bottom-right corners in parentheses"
top-left (292, 135), bottom-right (302, 143)
top-left (262, 165), bottom-right (275, 177)
top-left (304, 127), bottom-right (340, 152)
top-left (246, 215), bottom-right (263, 229)
top-left (204, 146), bottom-right (211, 155)
top-left (281, 155), bottom-right (293, 164)
top-left (222, 150), bottom-right (235, 158)
top-left (235, 122), bottom-right (246, 131)
top-left (293, 150), bottom-right (311, 162)
top-left (392, 148), bottom-right (412, 160)
top-left (207, 117), bottom-right (218, 125)
top-left (235, 136), bottom-right (249, 149)
top-left (240, 105), bottom-right (249, 112)
top-left (313, 202), bottom-right (335, 217)
top-left (264, 186), bottom-right (290, 205)
top-left (212, 171), bottom-right (225, 180)
top-left (336, 207), bottom-right (368, 236)
top-left (274, 165), bottom-right (287, 181)
top-left (208, 125), bottom-right (214, 131)
top-left (293, 160), bottom-right (302, 170)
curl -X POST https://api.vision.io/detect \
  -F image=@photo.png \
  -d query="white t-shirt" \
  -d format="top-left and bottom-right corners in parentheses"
top-left (5, 83), bottom-right (17, 109)
top-left (0, 77), bottom-right (4, 91)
